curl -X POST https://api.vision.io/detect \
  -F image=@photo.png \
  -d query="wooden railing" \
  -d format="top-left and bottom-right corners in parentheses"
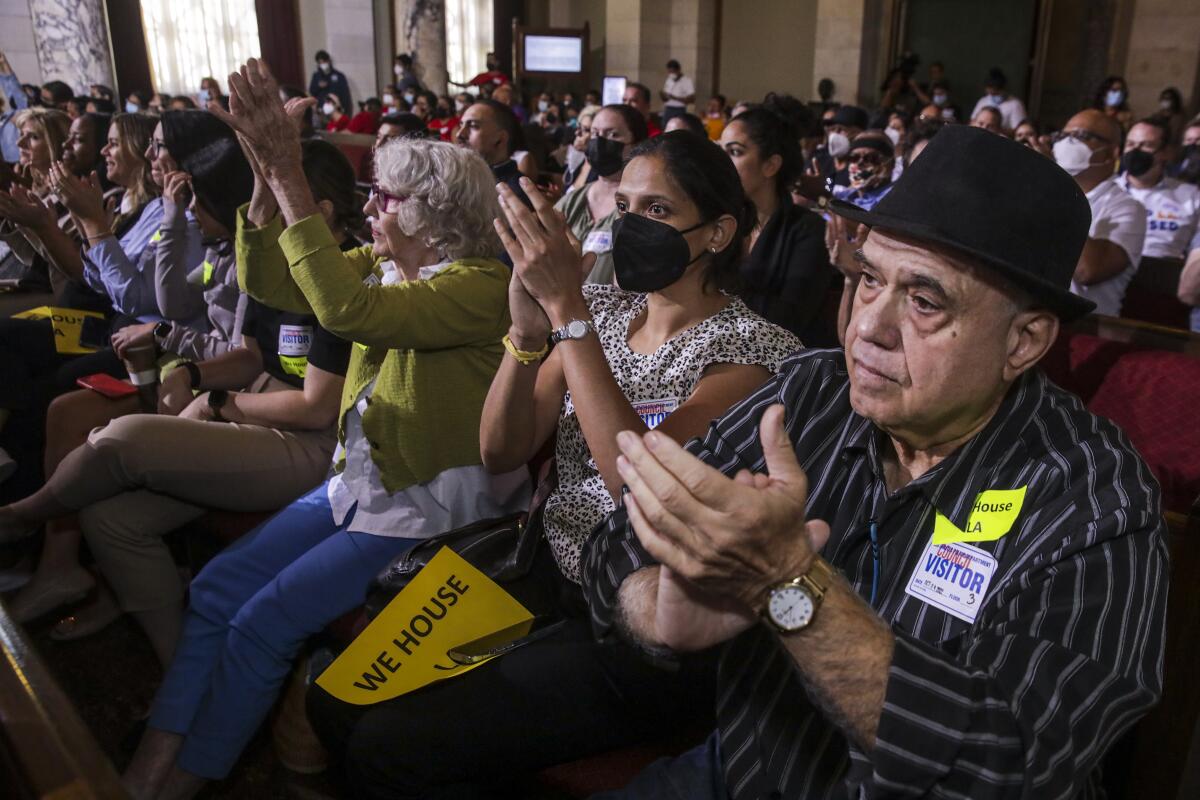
top-left (0, 600), bottom-right (126, 798)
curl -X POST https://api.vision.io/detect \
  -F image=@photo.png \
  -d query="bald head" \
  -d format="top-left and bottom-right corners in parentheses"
top-left (1065, 109), bottom-right (1122, 147)
top-left (1060, 109), bottom-right (1121, 190)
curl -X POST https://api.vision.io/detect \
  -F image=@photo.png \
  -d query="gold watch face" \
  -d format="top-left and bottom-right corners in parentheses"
top-left (767, 584), bottom-right (815, 631)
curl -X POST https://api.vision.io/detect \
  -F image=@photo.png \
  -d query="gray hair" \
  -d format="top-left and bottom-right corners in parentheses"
top-left (374, 137), bottom-right (503, 260)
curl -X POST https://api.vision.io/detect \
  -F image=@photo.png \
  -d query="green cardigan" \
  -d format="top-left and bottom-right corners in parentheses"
top-left (235, 206), bottom-right (512, 493)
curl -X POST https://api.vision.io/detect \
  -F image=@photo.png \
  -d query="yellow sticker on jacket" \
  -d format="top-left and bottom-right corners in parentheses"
top-left (201, 260), bottom-right (214, 286)
top-left (932, 486), bottom-right (1027, 545)
top-left (150, 230), bottom-right (163, 243)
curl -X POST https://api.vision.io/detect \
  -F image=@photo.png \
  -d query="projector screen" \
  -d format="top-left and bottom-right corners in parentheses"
top-left (524, 35), bottom-right (583, 73)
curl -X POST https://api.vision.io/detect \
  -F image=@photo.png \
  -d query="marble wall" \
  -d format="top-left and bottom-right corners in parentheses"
top-left (26, 0), bottom-right (114, 93)
top-left (0, 0), bottom-right (41, 89)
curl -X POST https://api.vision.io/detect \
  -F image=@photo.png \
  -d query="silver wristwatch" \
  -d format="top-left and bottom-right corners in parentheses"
top-left (549, 318), bottom-right (595, 344)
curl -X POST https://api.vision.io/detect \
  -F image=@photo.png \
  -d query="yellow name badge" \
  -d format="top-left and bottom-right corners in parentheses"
top-left (316, 547), bottom-right (533, 705)
top-left (932, 486), bottom-right (1028, 545)
top-left (278, 355), bottom-right (308, 378)
top-left (13, 306), bottom-right (105, 355)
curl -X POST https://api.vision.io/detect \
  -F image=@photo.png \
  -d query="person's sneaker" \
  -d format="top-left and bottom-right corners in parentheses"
top-left (0, 447), bottom-right (15, 484)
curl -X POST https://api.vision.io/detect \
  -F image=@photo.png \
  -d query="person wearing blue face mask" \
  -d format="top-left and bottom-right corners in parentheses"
top-left (124, 90), bottom-right (151, 115)
top-left (970, 68), bottom-right (1027, 134)
top-left (308, 50), bottom-right (351, 117)
top-left (197, 76), bottom-right (222, 109)
top-left (306, 130), bottom-right (801, 799)
top-left (1093, 75), bottom-right (1133, 133)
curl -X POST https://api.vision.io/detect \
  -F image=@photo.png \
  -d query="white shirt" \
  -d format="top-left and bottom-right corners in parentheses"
top-left (327, 260), bottom-right (530, 537)
top-left (1070, 176), bottom-right (1148, 317)
top-left (1117, 174), bottom-right (1200, 260)
top-left (971, 94), bottom-right (1028, 131)
top-left (663, 74), bottom-right (695, 108)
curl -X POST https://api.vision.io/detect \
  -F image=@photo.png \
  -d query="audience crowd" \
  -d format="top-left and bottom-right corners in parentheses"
top-left (0, 39), bottom-right (1194, 800)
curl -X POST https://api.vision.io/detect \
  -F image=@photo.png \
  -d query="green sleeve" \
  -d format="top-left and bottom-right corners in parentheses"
top-left (234, 204), bottom-right (313, 314)
top-left (278, 214), bottom-right (511, 350)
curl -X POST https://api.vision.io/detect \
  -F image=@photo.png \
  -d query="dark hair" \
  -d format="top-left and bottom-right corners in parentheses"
top-left (87, 97), bottom-right (116, 114)
top-left (66, 97), bottom-right (89, 117)
top-left (302, 139), bottom-right (364, 234)
top-left (474, 98), bottom-right (523, 155)
top-left (666, 59), bottom-right (681, 70)
top-left (1159, 87), bottom-right (1182, 115)
top-left (90, 84), bottom-right (114, 101)
top-left (315, 50), bottom-right (331, 62)
top-left (396, 53), bottom-right (413, 68)
top-left (626, 82), bottom-right (651, 104)
top-left (79, 112), bottom-right (112, 173)
top-left (668, 113), bottom-right (706, 137)
top-left (42, 80), bottom-right (74, 104)
top-left (161, 109), bottom-right (235, 165)
top-left (712, 93), bottom-right (726, 107)
top-left (182, 135), bottom-right (253, 235)
top-left (1132, 116), bottom-right (1170, 147)
top-left (379, 112), bottom-right (430, 138)
top-left (172, 95), bottom-right (198, 109)
top-left (597, 103), bottom-right (649, 144)
top-left (904, 117), bottom-right (944, 165)
top-left (628, 131), bottom-right (754, 293)
top-left (130, 89), bottom-right (153, 106)
top-left (984, 68), bottom-right (1007, 90)
top-left (729, 102), bottom-right (804, 195)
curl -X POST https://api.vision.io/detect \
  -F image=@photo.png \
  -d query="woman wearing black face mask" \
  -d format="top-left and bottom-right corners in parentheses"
top-left (309, 132), bottom-right (801, 797)
top-left (553, 104), bottom-right (648, 284)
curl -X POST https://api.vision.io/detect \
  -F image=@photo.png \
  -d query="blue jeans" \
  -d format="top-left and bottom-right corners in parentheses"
top-left (148, 482), bottom-right (420, 780)
top-left (591, 731), bottom-right (728, 800)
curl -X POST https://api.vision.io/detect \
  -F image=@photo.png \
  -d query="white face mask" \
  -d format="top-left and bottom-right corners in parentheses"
top-left (125, 100), bottom-right (140, 113)
top-left (394, 64), bottom-right (403, 77)
top-left (198, 88), bottom-right (210, 104)
top-left (382, 93), bottom-right (395, 106)
top-left (828, 131), bottom-right (851, 159)
top-left (988, 92), bottom-right (1004, 104)
top-left (1053, 137), bottom-right (1094, 176)
top-left (1105, 89), bottom-right (1124, 107)
top-left (1160, 98), bottom-right (1173, 110)
top-left (322, 102), bottom-right (336, 116)
top-left (932, 92), bottom-right (947, 106)
top-left (455, 100), bottom-right (467, 113)
top-left (319, 62), bottom-right (332, 74)
top-left (884, 127), bottom-right (902, 146)
top-left (403, 92), bottom-right (415, 105)
top-left (537, 100), bottom-right (549, 112)
top-left (566, 146), bottom-right (586, 171)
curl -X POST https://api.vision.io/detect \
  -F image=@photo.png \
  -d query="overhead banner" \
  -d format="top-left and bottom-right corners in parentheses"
top-left (317, 546), bottom-right (533, 705)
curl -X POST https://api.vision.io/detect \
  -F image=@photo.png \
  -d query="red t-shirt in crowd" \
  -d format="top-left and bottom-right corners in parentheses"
top-left (468, 70), bottom-right (510, 87)
top-left (348, 111), bottom-right (381, 135)
top-left (325, 115), bottom-right (350, 132)
top-left (427, 115), bottom-right (460, 142)
top-left (646, 117), bottom-right (663, 137)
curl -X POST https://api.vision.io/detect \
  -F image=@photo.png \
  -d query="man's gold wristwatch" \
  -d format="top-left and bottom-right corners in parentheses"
top-left (763, 556), bottom-right (837, 633)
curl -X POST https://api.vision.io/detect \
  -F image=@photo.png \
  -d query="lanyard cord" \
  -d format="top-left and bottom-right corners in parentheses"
top-left (868, 518), bottom-right (881, 606)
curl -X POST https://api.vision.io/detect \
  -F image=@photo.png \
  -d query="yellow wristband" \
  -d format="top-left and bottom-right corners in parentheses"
top-left (503, 334), bottom-right (548, 365)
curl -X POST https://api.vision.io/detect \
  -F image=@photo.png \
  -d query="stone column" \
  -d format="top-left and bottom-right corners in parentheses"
top-left (604, 0), bottom-right (715, 111)
top-left (27, 0), bottom-right (114, 94)
top-left (395, 0), bottom-right (448, 97)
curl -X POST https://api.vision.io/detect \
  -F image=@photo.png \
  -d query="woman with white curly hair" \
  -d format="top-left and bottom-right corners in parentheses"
top-left (120, 59), bottom-right (529, 799)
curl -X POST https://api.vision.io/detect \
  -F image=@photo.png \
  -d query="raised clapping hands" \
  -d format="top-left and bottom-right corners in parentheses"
top-left (0, 183), bottom-right (56, 231)
top-left (207, 59), bottom-right (314, 178)
top-left (824, 212), bottom-right (869, 278)
top-left (615, 404), bottom-right (831, 649)
top-left (493, 177), bottom-right (595, 326)
top-left (161, 170), bottom-right (191, 216)
top-left (48, 162), bottom-right (110, 237)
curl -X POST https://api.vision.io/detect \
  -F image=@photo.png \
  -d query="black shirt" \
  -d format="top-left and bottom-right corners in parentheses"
top-left (739, 195), bottom-right (835, 345)
top-left (583, 349), bottom-right (1167, 800)
top-left (241, 298), bottom-right (351, 387)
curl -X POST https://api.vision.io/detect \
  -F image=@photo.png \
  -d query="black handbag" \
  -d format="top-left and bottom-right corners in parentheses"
top-left (363, 461), bottom-right (557, 620)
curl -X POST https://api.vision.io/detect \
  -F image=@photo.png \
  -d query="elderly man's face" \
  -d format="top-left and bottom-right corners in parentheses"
top-left (845, 230), bottom-right (1053, 446)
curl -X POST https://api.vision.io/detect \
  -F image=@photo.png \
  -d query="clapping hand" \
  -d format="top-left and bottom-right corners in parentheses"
top-left (0, 183), bottom-right (56, 231)
top-left (824, 212), bottom-right (869, 278)
top-left (161, 170), bottom-right (192, 216)
top-left (208, 59), bottom-right (314, 178)
top-left (49, 162), bottom-right (109, 237)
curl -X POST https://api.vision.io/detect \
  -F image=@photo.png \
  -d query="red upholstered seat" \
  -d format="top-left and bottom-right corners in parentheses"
top-left (1087, 350), bottom-right (1200, 514)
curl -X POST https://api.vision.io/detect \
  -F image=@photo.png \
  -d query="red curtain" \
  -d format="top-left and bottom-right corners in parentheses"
top-left (255, 0), bottom-right (304, 89)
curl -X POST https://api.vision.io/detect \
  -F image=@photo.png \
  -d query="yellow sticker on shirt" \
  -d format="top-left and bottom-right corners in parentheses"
top-left (932, 486), bottom-right (1027, 545)
top-left (201, 260), bottom-right (214, 286)
top-left (150, 230), bottom-right (163, 243)
top-left (279, 355), bottom-right (308, 378)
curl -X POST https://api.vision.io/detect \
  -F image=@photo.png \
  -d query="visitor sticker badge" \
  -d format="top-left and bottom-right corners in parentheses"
top-left (582, 230), bottom-right (613, 254)
top-left (905, 539), bottom-right (997, 625)
top-left (932, 486), bottom-right (1027, 545)
top-left (278, 324), bottom-right (313, 357)
top-left (317, 547), bottom-right (532, 705)
top-left (631, 397), bottom-right (678, 429)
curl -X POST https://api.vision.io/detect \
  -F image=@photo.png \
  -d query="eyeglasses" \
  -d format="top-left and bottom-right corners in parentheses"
top-left (370, 183), bottom-right (408, 214)
top-left (147, 139), bottom-right (166, 157)
top-left (847, 152), bottom-right (885, 166)
top-left (1055, 130), bottom-right (1110, 146)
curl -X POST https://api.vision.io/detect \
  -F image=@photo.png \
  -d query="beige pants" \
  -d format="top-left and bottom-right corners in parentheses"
top-left (64, 377), bottom-right (336, 613)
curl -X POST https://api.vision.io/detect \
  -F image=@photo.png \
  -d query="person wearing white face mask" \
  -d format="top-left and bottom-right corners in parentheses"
top-left (308, 50), bottom-right (351, 117)
top-left (812, 105), bottom-right (867, 186)
top-left (322, 96), bottom-right (349, 132)
top-left (392, 52), bottom-right (422, 99)
top-left (970, 68), bottom-right (1027, 133)
top-left (1054, 109), bottom-right (1146, 316)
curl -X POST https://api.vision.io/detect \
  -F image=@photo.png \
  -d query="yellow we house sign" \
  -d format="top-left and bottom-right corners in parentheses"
top-left (317, 547), bottom-right (533, 705)
top-left (12, 306), bottom-right (105, 354)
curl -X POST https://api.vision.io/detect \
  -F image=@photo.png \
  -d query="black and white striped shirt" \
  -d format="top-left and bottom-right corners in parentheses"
top-left (582, 349), bottom-right (1168, 799)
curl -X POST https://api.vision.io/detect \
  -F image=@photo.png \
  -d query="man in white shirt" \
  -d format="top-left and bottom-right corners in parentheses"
top-left (659, 59), bottom-right (695, 126)
top-left (970, 68), bottom-right (1027, 133)
top-left (1053, 109), bottom-right (1147, 316)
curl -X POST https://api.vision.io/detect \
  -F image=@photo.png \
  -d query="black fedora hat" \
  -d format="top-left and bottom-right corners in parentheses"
top-left (831, 125), bottom-right (1094, 320)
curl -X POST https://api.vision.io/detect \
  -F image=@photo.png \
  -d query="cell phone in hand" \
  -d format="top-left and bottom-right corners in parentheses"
top-left (77, 373), bottom-right (137, 399)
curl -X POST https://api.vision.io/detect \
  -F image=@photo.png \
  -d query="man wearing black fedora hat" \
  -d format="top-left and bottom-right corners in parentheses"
top-left (584, 125), bottom-right (1166, 800)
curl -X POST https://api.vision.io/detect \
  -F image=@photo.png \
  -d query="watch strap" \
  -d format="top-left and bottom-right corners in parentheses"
top-left (550, 318), bottom-right (595, 344)
top-left (180, 361), bottom-right (202, 390)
